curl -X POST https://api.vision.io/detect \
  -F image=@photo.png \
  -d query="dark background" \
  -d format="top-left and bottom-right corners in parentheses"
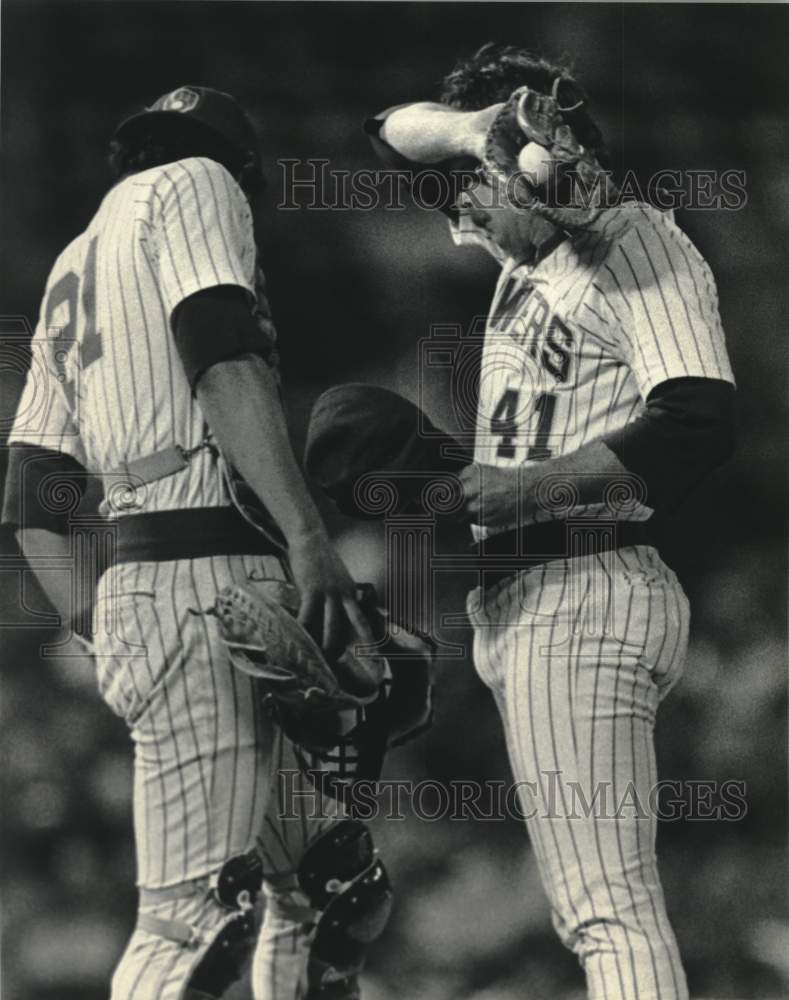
top-left (1, 3), bottom-right (787, 999)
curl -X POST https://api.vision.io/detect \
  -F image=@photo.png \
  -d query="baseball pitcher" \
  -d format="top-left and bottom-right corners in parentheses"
top-left (361, 44), bottom-right (736, 1000)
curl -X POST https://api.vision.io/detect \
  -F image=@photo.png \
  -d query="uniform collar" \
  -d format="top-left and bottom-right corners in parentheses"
top-left (511, 227), bottom-right (570, 271)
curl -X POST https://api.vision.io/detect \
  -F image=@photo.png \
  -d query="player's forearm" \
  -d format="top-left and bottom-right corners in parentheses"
top-left (523, 440), bottom-right (629, 516)
top-left (378, 102), bottom-right (490, 163)
top-left (463, 441), bottom-right (630, 530)
top-left (196, 355), bottom-right (327, 544)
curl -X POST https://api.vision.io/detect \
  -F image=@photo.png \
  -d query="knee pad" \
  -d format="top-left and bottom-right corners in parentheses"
top-left (181, 907), bottom-right (257, 1000)
top-left (135, 849), bottom-right (264, 1000)
top-left (297, 819), bottom-right (393, 991)
top-left (186, 851), bottom-right (266, 999)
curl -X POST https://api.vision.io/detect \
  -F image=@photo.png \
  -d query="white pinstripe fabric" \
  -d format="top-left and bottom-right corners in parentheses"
top-left (93, 554), bottom-right (288, 887)
top-left (9, 230), bottom-right (89, 462)
top-left (457, 203), bottom-right (722, 998)
top-left (468, 546), bottom-right (690, 1000)
top-left (470, 202), bottom-right (734, 537)
top-left (11, 156), bottom-right (343, 999)
top-left (9, 156), bottom-right (258, 516)
top-left (252, 739), bottom-right (346, 1000)
top-left (110, 891), bottom-right (232, 1000)
top-left (98, 554), bottom-right (346, 1000)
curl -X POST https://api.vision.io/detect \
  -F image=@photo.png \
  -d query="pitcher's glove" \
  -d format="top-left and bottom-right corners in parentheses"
top-left (482, 77), bottom-right (611, 230)
top-left (212, 583), bottom-right (385, 752)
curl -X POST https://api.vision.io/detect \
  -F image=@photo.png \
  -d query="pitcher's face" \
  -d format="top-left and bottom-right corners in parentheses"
top-left (457, 170), bottom-right (556, 260)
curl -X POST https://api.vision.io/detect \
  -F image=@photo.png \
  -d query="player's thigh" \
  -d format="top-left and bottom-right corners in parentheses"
top-left (495, 556), bottom-right (682, 805)
top-left (94, 554), bottom-right (285, 731)
top-left (488, 560), bottom-right (678, 884)
top-left (95, 554), bottom-right (287, 885)
top-left (466, 578), bottom-right (523, 690)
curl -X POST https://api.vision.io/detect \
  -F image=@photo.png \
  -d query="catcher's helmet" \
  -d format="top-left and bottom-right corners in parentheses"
top-left (114, 85), bottom-right (260, 168)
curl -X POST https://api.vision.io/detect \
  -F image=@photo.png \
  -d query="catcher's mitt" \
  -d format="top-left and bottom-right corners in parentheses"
top-left (212, 582), bottom-right (385, 752)
top-left (482, 77), bottom-right (613, 230)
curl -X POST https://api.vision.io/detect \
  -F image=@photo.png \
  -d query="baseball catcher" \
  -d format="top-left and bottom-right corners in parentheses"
top-left (2, 83), bottom-right (430, 1000)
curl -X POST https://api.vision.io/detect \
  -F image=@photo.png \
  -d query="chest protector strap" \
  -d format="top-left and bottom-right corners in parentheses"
top-left (103, 436), bottom-right (216, 490)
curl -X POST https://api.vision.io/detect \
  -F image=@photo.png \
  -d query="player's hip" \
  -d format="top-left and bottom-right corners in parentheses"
top-left (92, 553), bottom-right (288, 726)
top-left (93, 504), bottom-right (289, 608)
top-left (467, 542), bottom-right (683, 615)
top-left (89, 489), bottom-right (291, 728)
top-left (95, 550), bottom-right (287, 600)
top-left (467, 544), bottom-right (690, 687)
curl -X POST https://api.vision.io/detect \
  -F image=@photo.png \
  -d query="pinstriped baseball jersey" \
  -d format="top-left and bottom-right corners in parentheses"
top-left (451, 199), bottom-right (731, 1000)
top-left (469, 203), bottom-right (734, 532)
top-left (11, 155), bottom-right (341, 1000)
top-left (9, 155), bottom-right (262, 515)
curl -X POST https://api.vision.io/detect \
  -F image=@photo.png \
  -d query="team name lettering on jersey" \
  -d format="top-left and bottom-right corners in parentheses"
top-left (471, 203), bottom-right (734, 531)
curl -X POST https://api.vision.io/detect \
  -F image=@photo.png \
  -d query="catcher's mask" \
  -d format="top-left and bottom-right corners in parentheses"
top-left (293, 585), bottom-right (434, 811)
top-left (212, 578), bottom-right (434, 812)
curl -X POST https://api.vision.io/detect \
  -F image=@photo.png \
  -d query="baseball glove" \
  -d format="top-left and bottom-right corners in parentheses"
top-left (482, 77), bottom-right (611, 230)
top-left (212, 582), bottom-right (385, 752)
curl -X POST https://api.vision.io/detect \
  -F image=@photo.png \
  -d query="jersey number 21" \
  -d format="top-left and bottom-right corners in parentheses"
top-left (43, 236), bottom-right (103, 410)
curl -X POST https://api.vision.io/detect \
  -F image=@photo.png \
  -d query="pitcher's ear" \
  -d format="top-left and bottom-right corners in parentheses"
top-left (239, 153), bottom-right (267, 199)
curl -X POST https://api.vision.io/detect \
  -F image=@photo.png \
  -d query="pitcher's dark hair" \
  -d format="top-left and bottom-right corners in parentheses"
top-left (441, 43), bottom-right (609, 168)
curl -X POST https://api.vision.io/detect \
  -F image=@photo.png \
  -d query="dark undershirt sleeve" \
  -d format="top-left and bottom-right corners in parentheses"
top-left (364, 108), bottom-right (477, 220)
top-left (2, 444), bottom-right (88, 532)
top-left (603, 376), bottom-right (736, 515)
top-left (172, 285), bottom-right (275, 391)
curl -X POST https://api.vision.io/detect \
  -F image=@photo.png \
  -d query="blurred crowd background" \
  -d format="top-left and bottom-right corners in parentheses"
top-left (1, 3), bottom-right (787, 999)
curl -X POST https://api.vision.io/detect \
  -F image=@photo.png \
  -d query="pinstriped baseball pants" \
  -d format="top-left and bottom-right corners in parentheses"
top-left (468, 545), bottom-right (690, 1000)
top-left (93, 554), bottom-right (345, 1000)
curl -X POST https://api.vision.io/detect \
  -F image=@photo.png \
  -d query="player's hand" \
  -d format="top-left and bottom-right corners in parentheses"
top-left (459, 462), bottom-right (535, 531)
top-left (288, 530), bottom-right (375, 660)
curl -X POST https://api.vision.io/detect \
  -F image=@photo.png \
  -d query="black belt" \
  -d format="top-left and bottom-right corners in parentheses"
top-left (108, 507), bottom-right (284, 566)
top-left (473, 519), bottom-right (657, 589)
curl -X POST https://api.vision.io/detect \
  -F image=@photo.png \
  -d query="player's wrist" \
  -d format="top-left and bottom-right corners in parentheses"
top-left (287, 521), bottom-right (330, 550)
top-left (458, 115), bottom-right (485, 162)
top-left (462, 105), bottom-right (505, 161)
